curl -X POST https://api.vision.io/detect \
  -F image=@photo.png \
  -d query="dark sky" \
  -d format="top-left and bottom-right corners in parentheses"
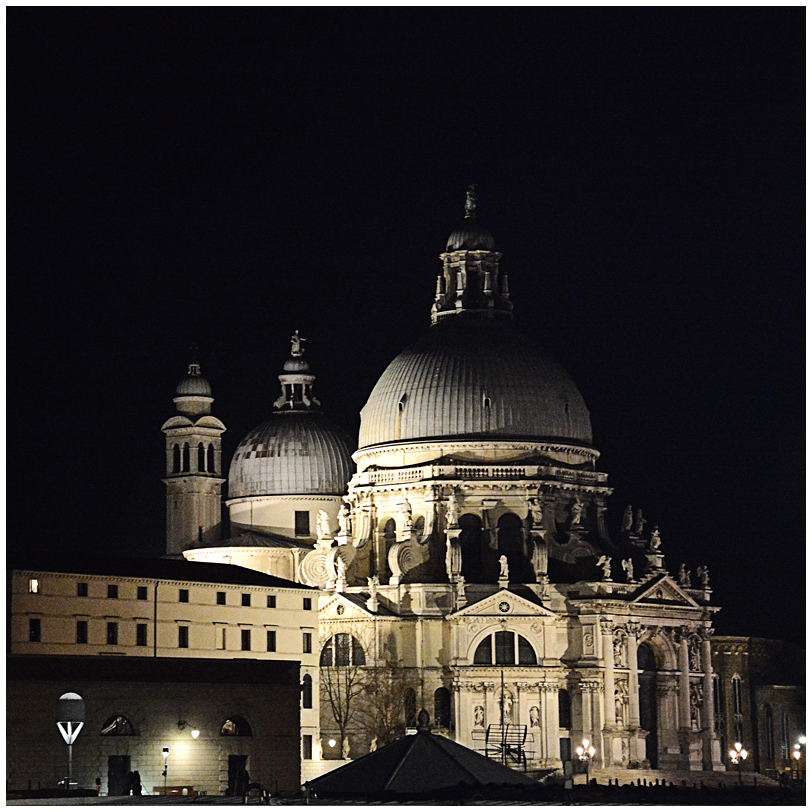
top-left (8, 8), bottom-right (804, 643)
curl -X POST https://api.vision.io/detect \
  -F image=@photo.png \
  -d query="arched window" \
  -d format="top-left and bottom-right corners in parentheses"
top-left (302, 673), bottom-right (313, 709)
top-left (558, 689), bottom-right (572, 729)
top-left (404, 687), bottom-right (417, 728)
top-left (172, 444), bottom-right (181, 473)
top-left (731, 674), bottom-right (743, 715)
top-left (182, 443), bottom-right (190, 472)
top-left (459, 514), bottom-right (485, 582)
top-left (320, 634), bottom-right (366, 666)
top-left (101, 715), bottom-right (135, 736)
top-left (207, 443), bottom-right (215, 473)
top-left (472, 631), bottom-right (537, 665)
top-left (221, 716), bottom-right (252, 736)
top-left (434, 687), bottom-right (451, 728)
top-left (197, 443), bottom-right (205, 472)
top-left (497, 512), bottom-right (531, 582)
top-left (764, 705), bottom-right (775, 761)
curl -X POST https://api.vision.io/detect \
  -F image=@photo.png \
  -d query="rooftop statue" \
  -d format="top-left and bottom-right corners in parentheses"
top-left (571, 498), bottom-right (583, 526)
top-left (633, 508), bottom-right (646, 536)
top-left (317, 509), bottom-right (332, 540)
top-left (499, 554), bottom-right (509, 581)
top-left (622, 505), bottom-right (633, 533)
top-left (622, 558), bottom-right (634, 582)
top-left (464, 184), bottom-right (478, 218)
top-left (290, 330), bottom-right (306, 357)
top-left (697, 565), bottom-right (710, 588)
top-left (678, 563), bottom-right (692, 588)
top-left (649, 526), bottom-right (661, 551)
top-left (596, 555), bottom-right (612, 580)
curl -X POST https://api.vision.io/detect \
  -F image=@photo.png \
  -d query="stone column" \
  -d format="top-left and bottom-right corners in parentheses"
top-left (599, 619), bottom-right (616, 767)
top-left (543, 682), bottom-right (560, 767)
top-left (580, 683), bottom-right (593, 747)
top-left (700, 628), bottom-right (721, 770)
top-left (677, 627), bottom-right (691, 730)
top-left (625, 623), bottom-right (641, 728)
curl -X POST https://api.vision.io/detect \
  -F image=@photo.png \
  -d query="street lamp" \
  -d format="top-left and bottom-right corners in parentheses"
top-left (729, 741), bottom-right (748, 786)
top-left (56, 692), bottom-right (85, 794)
top-left (575, 738), bottom-right (596, 786)
top-left (162, 746), bottom-right (170, 795)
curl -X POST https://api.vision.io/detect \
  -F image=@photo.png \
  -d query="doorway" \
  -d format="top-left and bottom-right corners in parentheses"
top-left (107, 755), bottom-right (130, 796)
top-left (227, 754), bottom-right (248, 796)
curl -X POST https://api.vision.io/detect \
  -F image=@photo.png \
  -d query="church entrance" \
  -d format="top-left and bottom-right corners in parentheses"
top-left (107, 755), bottom-right (130, 796)
top-left (637, 643), bottom-right (658, 767)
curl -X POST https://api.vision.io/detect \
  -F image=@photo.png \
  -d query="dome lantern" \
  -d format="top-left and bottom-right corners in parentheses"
top-left (173, 347), bottom-right (213, 416)
top-left (273, 330), bottom-right (321, 412)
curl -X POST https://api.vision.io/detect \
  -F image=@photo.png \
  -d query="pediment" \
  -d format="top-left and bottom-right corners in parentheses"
top-left (631, 574), bottom-right (699, 608)
top-left (320, 592), bottom-right (376, 620)
top-left (450, 588), bottom-right (557, 619)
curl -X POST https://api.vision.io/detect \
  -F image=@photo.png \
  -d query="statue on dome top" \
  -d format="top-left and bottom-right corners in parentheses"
top-left (464, 184), bottom-right (478, 218)
top-left (290, 330), bottom-right (306, 357)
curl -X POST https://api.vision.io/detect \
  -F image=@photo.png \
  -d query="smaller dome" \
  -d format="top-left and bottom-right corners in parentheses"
top-left (445, 218), bottom-right (496, 252)
top-left (176, 363), bottom-right (212, 397)
top-left (283, 357), bottom-right (311, 373)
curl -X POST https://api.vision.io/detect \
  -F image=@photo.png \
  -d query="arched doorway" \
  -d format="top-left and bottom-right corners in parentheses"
top-left (497, 512), bottom-right (531, 582)
top-left (637, 642), bottom-right (658, 767)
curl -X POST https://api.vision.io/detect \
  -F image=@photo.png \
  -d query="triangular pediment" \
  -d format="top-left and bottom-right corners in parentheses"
top-left (631, 574), bottom-right (700, 608)
top-left (320, 592), bottom-right (377, 619)
top-left (450, 588), bottom-right (557, 619)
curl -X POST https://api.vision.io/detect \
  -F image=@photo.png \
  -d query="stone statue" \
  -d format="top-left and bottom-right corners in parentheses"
top-left (649, 526), bottom-right (661, 551)
top-left (529, 498), bottom-right (544, 526)
top-left (336, 556), bottom-right (346, 585)
top-left (697, 565), bottom-right (710, 588)
top-left (571, 498), bottom-right (583, 526)
top-left (317, 510), bottom-right (331, 540)
top-left (678, 564), bottom-right (691, 588)
top-left (622, 558), bottom-right (634, 582)
top-left (613, 635), bottom-right (625, 668)
top-left (529, 706), bottom-right (539, 728)
top-left (455, 575), bottom-right (466, 602)
top-left (615, 687), bottom-right (625, 724)
top-left (400, 497), bottom-right (413, 531)
top-left (369, 736), bottom-right (377, 752)
top-left (337, 502), bottom-right (351, 536)
top-left (465, 184), bottom-right (478, 218)
top-left (622, 505), bottom-right (633, 533)
top-left (596, 555), bottom-right (612, 580)
top-left (445, 493), bottom-right (459, 527)
top-left (342, 738), bottom-right (350, 759)
top-left (367, 575), bottom-right (379, 595)
top-left (290, 329), bottom-right (306, 357)
top-left (499, 554), bottom-right (509, 581)
top-left (689, 642), bottom-right (701, 672)
top-left (633, 508), bottom-right (646, 536)
top-left (474, 705), bottom-right (484, 727)
top-left (498, 690), bottom-right (513, 723)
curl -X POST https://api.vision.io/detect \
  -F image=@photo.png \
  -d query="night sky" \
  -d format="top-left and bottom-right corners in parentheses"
top-left (8, 9), bottom-right (804, 644)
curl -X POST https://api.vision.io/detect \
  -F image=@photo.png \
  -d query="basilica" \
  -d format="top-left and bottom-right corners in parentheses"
top-left (173, 188), bottom-right (725, 775)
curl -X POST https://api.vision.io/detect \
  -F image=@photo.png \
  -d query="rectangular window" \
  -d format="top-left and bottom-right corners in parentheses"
top-left (302, 734), bottom-right (313, 760)
top-left (76, 620), bottom-right (88, 644)
top-left (216, 627), bottom-right (226, 650)
top-left (303, 632), bottom-right (312, 654)
top-left (136, 623), bottom-right (147, 647)
top-left (106, 622), bottom-right (118, 645)
top-left (295, 510), bottom-right (310, 536)
top-left (217, 591), bottom-right (226, 605)
top-left (241, 629), bottom-right (251, 651)
top-left (29, 618), bottom-right (41, 642)
top-left (137, 586), bottom-right (148, 600)
top-left (77, 582), bottom-right (88, 597)
top-left (303, 597), bottom-right (312, 611)
top-left (28, 579), bottom-right (39, 593)
top-left (178, 626), bottom-right (189, 648)
top-left (107, 584), bottom-right (118, 599)
top-left (179, 589), bottom-right (189, 603)
top-left (266, 630), bottom-right (277, 652)
top-left (241, 593), bottom-right (251, 607)
top-left (267, 595), bottom-right (276, 608)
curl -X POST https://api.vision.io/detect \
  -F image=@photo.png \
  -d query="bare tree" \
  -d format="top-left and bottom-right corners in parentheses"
top-left (320, 663), bottom-right (367, 756)
top-left (356, 666), bottom-right (419, 746)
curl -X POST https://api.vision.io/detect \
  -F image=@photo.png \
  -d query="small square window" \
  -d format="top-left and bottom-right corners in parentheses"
top-left (107, 584), bottom-right (118, 599)
top-left (178, 626), bottom-right (189, 648)
top-left (303, 597), bottom-right (312, 611)
top-left (295, 510), bottom-right (310, 536)
top-left (179, 589), bottom-right (189, 603)
top-left (28, 579), bottom-right (39, 594)
top-left (303, 632), bottom-right (312, 654)
top-left (77, 582), bottom-right (88, 597)
top-left (217, 591), bottom-right (226, 605)
top-left (241, 593), bottom-right (251, 607)
top-left (106, 622), bottom-right (118, 645)
top-left (29, 618), bottom-right (41, 642)
top-left (137, 586), bottom-right (148, 600)
top-left (266, 630), bottom-right (276, 652)
top-left (136, 623), bottom-right (147, 647)
top-left (76, 620), bottom-right (88, 644)
top-left (241, 629), bottom-right (251, 651)
top-left (267, 595), bottom-right (276, 608)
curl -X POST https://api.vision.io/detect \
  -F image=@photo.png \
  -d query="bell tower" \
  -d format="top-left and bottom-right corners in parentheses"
top-left (161, 354), bottom-right (226, 557)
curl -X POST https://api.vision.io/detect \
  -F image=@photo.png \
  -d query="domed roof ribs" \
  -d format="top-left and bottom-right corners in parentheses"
top-left (432, 186), bottom-right (512, 325)
top-left (273, 330), bottom-right (322, 412)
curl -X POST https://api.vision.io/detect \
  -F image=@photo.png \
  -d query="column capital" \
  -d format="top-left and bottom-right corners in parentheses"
top-left (699, 626), bottom-right (714, 642)
top-left (625, 621), bottom-right (642, 637)
top-left (599, 617), bottom-right (614, 634)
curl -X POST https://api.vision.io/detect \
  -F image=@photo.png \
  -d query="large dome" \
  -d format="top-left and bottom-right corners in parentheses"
top-left (359, 320), bottom-right (592, 449)
top-left (229, 413), bottom-right (355, 498)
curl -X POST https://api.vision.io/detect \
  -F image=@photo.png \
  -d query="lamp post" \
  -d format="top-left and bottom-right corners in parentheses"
top-left (162, 746), bottom-right (170, 795)
top-left (56, 692), bottom-right (85, 794)
top-left (729, 741), bottom-right (748, 786)
top-left (575, 738), bottom-right (596, 786)
top-left (793, 735), bottom-right (805, 785)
